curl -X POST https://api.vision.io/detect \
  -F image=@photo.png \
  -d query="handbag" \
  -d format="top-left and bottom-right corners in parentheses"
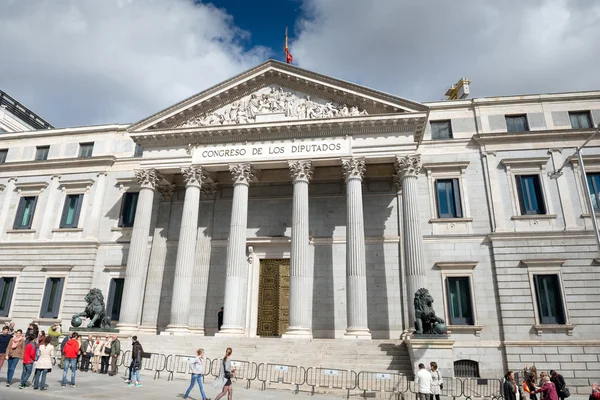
top-left (561, 388), bottom-right (570, 398)
top-left (104, 346), bottom-right (112, 355)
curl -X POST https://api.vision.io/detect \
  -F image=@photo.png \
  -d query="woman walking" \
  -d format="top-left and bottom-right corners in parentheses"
top-left (19, 334), bottom-right (37, 389)
top-left (33, 336), bottom-right (54, 390)
top-left (215, 348), bottom-right (236, 400)
top-left (504, 371), bottom-right (523, 400)
top-left (184, 348), bottom-right (207, 400)
top-left (430, 362), bottom-right (442, 400)
top-left (5, 329), bottom-right (24, 386)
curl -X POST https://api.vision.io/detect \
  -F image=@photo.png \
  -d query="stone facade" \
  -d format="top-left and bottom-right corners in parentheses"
top-left (0, 61), bottom-right (599, 393)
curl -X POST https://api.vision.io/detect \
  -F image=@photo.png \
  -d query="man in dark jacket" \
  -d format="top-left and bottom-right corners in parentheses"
top-left (108, 335), bottom-right (121, 376)
top-left (0, 326), bottom-right (12, 372)
top-left (127, 336), bottom-right (143, 387)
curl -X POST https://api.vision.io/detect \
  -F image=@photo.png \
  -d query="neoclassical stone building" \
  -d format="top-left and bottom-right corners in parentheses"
top-left (1, 61), bottom-right (600, 388)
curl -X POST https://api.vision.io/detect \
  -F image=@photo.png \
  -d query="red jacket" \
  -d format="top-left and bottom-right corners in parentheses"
top-left (23, 342), bottom-right (37, 365)
top-left (535, 382), bottom-right (559, 400)
top-left (63, 339), bottom-right (79, 359)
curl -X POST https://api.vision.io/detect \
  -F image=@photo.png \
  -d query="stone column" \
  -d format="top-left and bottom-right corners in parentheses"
top-left (139, 184), bottom-right (175, 334)
top-left (341, 158), bottom-right (371, 339)
top-left (217, 163), bottom-right (254, 336)
top-left (85, 172), bottom-right (108, 239)
top-left (395, 155), bottom-right (427, 327)
top-left (0, 178), bottom-right (17, 240)
top-left (283, 160), bottom-right (313, 338)
top-left (166, 166), bottom-right (205, 334)
top-left (117, 169), bottom-right (160, 333)
top-left (37, 174), bottom-right (61, 239)
top-left (188, 183), bottom-right (219, 335)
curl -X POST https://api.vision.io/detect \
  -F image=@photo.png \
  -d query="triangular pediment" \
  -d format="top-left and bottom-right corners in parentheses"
top-left (129, 60), bottom-right (428, 132)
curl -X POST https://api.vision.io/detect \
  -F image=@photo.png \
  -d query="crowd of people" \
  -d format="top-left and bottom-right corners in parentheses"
top-left (0, 321), bottom-right (143, 391)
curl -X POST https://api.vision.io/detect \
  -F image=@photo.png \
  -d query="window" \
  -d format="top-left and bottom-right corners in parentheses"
top-left (0, 277), bottom-right (16, 317)
top-left (446, 277), bottom-right (474, 325)
top-left (569, 111), bottom-right (593, 129)
top-left (533, 274), bottom-right (566, 324)
top-left (0, 149), bottom-right (7, 163)
top-left (78, 142), bottom-right (94, 158)
top-left (431, 120), bottom-right (453, 140)
top-left (436, 178), bottom-right (462, 218)
top-left (59, 194), bottom-right (84, 228)
top-left (35, 146), bottom-right (50, 161)
top-left (13, 196), bottom-right (38, 230)
top-left (40, 277), bottom-right (65, 318)
top-left (515, 175), bottom-right (546, 215)
top-left (587, 173), bottom-right (600, 212)
top-left (454, 360), bottom-right (480, 378)
top-left (506, 115), bottom-right (529, 132)
top-left (134, 144), bottom-right (143, 158)
top-left (106, 278), bottom-right (124, 321)
top-left (118, 192), bottom-right (139, 227)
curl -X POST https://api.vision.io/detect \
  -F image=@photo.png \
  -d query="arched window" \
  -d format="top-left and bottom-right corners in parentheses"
top-left (454, 360), bottom-right (480, 378)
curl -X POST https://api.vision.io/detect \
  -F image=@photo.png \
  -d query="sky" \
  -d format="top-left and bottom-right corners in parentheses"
top-left (1, 0), bottom-right (599, 128)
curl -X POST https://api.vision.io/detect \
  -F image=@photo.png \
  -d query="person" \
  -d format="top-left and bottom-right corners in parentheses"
top-left (38, 330), bottom-right (46, 346)
top-left (59, 331), bottom-right (73, 368)
top-left (184, 348), bottom-right (207, 400)
top-left (215, 348), bottom-right (236, 400)
top-left (8, 322), bottom-right (15, 335)
top-left (430, 362), bottom-right (442, 400)
top-left (100, 336), bottom-right (111, 374)
top-left (126, 336), bottom-right (143, 387)
top-left (5, 328), bottom-right (24, 386)
top-left (550, 370), bottom-right (568, 400)
top-left (25, 323), bottom-right (39, 346)
top-left (33, 336), bottom-right (54, 390)
top-left (0, 325), bottom-right (12, 372)
top-left (523, 365), bottom-right (538, 400)
top-left (93, 336), bottom-right (104, 373)
top-left (218, 307), bottom-right (224, 331)
top-left (80, 335), bottom-right (93, 372)
top-left (590, 383), bottom-right (600, 400)
top-left (62, 331), bottom-right (79, 387)
top-left (504, 371), bottom-right (523, 400)
top-left (535, 374), bottom-right (559, 400)
top-left (415, 363), bottom-right (432, 400)
top-left (108, 335), bottom-right (120, 376)
top-left (47, 323), bottom-right (62, 348)
top-left (20, 333), bottom-right (37, 389)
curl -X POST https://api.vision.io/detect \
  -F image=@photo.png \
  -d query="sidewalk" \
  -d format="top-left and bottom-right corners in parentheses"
top-left (1, 366), bottom-right (339, 400)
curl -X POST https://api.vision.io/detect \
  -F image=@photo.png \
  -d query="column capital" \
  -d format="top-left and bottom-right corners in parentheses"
top-left (395, 154), bottom-right (422, 179)
top-left (157, 184), bottom-right (176, 202)
top-left (289, 160), bottom-right (313, 183)
top-left (229, 163), bottom-right (255, 185)
top-left (182, 166), bottom-right (205, 188)
top-left (341, 157), bottom-right (366, 181)
top-left (135, 168), bottom-right (160, 189)
top-left (201, 182), bottom-right (219, 199)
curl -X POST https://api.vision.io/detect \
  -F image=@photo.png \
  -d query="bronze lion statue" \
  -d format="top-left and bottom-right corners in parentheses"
top-left (414, 288), bottom-right (447, 335)
top-left (73, 288), bottom-right (112, 328)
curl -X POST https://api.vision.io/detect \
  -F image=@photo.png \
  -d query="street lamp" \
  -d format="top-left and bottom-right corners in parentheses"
top-left (548, 123), bottom-right (600, 251)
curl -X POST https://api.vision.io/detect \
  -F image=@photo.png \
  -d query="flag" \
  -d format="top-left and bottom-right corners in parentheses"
top-left (285, 26), bottom-right (293, 64)
top-left (523, 380), bottom-right (531, 394)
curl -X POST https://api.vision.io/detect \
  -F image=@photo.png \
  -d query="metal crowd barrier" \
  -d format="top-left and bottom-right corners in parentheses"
top-left (140, 352), bottom-right (168, 379)
top-left (358, 371), bottom-right (408, 400)
top-left (441, 377), bottom-right (463, 399)
top-left (257, 363), bottom-right (307, 393)
top-left (462, 378), bottom-right (503, 400)
top-left (121, 350), bottom-right (132, 376)
top-left (210, 358), bottom-right (257, 389)
top-left (305, 367), bottom-right (357, 398)
top-left (165, 354), bottom-right (213, 381)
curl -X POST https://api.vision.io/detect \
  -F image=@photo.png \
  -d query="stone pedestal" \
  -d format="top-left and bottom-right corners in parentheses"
top-left (404, 336), bottom-right (456, 377)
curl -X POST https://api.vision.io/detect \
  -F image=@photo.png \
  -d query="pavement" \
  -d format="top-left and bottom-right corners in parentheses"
top-left (0, 365), bottom-right (340, 400)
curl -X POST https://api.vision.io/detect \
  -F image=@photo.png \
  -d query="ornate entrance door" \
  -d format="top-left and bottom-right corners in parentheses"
top-left (257, 259), bottom-right (290, 337)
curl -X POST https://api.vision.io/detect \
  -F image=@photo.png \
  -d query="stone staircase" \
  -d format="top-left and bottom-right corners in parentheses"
top-left (134, 335), bottom-right (413, 378)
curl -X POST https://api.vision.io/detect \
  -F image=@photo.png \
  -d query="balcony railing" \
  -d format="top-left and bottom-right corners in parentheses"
top-left (0, 89), bottom-right (53, 130)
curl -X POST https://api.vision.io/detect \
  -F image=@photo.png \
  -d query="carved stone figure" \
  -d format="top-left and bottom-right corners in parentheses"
top-left (176, 86), bottom-right (369, 128)
top-left (413, 288), bottom-right (447, 335)
top-left (72, 288), bottom-right (112, 329)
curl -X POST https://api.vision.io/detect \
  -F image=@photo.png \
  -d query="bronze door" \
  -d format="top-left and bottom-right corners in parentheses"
top-left (257, 259), bottom-right (290, 336)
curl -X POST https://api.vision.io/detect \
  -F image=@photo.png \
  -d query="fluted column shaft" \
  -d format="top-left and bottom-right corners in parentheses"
top-left (118, 169), bottom-right (160, 332)
top-left (85, 172), bottom-right (107, 239)
top-left (342, 158), bottom-right (371, 339)
top-left (167, 167), bottom-right (205, 333)
top-left (37, 175), bottom-right (61, 239)
top-left (396, 155), bottom-right (427, 326)
top-left (217, 163), bottom-right (254, 336)
top-left (139, 185), bottom-right (175, 333)
top-left (283, 161), bottom-right (313, 338)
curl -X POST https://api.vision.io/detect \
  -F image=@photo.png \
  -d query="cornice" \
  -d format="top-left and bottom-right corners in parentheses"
top-left (426, 91), bottom-right (600, 110)
top-left (422, 161), bottom-right (470, 172)
top-left (0, 124), bottom-right (128, 140)
top-left (130, 113), bottom-right (428, 148)
top-left (474, 128), bottom-right (598, 146)
top-left (0, 156), bottom-right (117, 174)
top-left (520, 259), bottom-right (566, 268)
top-left (500, 157), bottom-right (549, 168)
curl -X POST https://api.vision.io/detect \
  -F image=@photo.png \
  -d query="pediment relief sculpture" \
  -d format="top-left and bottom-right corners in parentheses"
top-left (176, 86), bottom-right (369, 128)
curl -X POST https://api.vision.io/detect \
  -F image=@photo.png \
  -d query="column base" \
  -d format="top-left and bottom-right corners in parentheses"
top-left (343, 328), bottom-right (372, 340)
top-left (281, 326), bottom-right (313, 339)
top-left (115, 323), bottom-right (139, 335)
top-left (188, 327), bottom-right (206, 336)
top-left (138, 325), bottom-right (158, 334)
top-left (215, 326), bottom-right (245, 337)
top-left (163, 325), bottom-right (191, 335)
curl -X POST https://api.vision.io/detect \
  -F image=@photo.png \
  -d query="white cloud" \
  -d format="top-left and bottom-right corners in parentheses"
top-left (292, 0), bottom-right (600, 102)
top-left (0, 0), bottom-right (269, 127)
